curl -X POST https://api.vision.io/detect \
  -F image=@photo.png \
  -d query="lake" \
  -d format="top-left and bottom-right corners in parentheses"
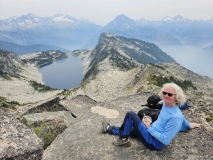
top-left (38, 56), bottom-right (84, 90)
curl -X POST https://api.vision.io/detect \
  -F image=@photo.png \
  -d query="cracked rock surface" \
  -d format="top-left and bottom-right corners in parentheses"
top-left (0, 110), bottom-right (44, 160)
top-left (43, 94), bottom-right (213, 160)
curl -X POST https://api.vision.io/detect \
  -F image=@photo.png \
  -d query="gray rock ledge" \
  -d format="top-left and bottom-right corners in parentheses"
top-left (43, 94), bottom-right (213, 160)
top-left (0, 110), bottom-right (43, 160)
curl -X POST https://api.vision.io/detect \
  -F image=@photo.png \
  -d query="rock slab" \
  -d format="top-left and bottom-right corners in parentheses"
top-left (0, 110), bottom-right (44, 160)
top-left (43, 94), bottom-right (213, 160)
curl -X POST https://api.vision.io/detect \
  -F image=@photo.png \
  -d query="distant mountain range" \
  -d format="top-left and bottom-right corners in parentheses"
top-left (199, 44), bottom-right (213, 55)
top-left (0, 40), bottom-right (70, 54)
top-left (0, 13), bottom-right (213, 54)
top-left (82, 15), bottom-right (183, 49)
top-left (0, 32), bottom-right (175, 78)
top-left (83, 14), bottom-right (213, 50)
top-left (0, 13), bottom-right (102, 51)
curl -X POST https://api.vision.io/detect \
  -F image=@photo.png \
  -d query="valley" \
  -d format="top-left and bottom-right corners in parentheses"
top-left (0, 20), bottom-right (213, 159)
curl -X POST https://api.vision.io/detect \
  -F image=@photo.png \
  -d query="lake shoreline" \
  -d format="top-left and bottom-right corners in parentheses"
top-left (38, 56), bottom-right (84, 90)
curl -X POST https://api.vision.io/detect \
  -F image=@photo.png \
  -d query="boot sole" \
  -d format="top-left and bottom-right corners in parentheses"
top-left (113, 141), bottom-right (131, 147)
top-left (101, 121), bottom-right (108, 134)
top-left (123, 142), bottom-right (131, 147)
top-left (101, 126), bottom-right (107, 133)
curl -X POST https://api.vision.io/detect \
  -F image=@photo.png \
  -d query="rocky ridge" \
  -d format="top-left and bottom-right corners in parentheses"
top-left (0, 49), bottom-right (24, 77)
top-left (90, 32), bottom-right (175, 67)
top-left (20, 50), bottom-right (68, 68)
top-left (68, 49), bottom-right (213, 108)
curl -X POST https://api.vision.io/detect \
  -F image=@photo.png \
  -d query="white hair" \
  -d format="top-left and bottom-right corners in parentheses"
top-left (159, 83), bottom-right (186, 106)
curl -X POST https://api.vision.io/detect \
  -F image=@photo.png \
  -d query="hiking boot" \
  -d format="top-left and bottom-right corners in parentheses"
top-left (101, 119), bottom-right (110, 134)
top-left (112, 138), bottom-right (131, 147)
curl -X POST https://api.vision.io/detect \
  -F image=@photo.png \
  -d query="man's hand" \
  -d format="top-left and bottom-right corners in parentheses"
top-left (142, 117), bottom-right (152, 128)
top-left (190, 122), bottom-right (201, 128)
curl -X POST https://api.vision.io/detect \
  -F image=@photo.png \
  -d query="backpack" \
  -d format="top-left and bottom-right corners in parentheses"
top-left (141, 94), bottom-right (163, 110)
top-left (137, 108), bottom-right (160, 123)
top-left (138, 95), bottom-right (189, 123)
top-left (179, 102), bottom-right (188, 109)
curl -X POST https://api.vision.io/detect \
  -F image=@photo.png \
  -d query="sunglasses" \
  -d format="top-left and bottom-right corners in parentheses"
top-left (162, 91), bottom-right (175, 97)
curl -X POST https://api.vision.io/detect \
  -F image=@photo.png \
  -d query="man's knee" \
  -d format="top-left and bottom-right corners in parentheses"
top-left (127, 111), bottom-right (137, 117)
top-left (126, 111), bottom-right (141, 123)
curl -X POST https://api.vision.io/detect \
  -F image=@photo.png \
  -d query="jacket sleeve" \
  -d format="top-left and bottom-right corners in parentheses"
top-left (179, 116), bottom-right (192, 132)
top-left (147, 117), bottom-right (182, 145)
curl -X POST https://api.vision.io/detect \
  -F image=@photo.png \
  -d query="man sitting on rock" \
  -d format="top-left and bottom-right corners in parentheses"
top-left (101, 83), bottom-right (201, 150)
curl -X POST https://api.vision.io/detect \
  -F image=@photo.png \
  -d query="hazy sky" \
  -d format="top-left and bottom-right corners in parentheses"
top-left (0, 0), bottom-right (213, 25)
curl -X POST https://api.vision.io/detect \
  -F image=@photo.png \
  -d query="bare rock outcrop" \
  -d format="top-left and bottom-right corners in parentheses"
top-left (0, 50), bottom-right (24, 77)
top-left (16, 96), bottom-right (72, 150)
top-left (43, 94), bottom-right (213, 160)
top-left (0, 110), bottom-right (43, 160)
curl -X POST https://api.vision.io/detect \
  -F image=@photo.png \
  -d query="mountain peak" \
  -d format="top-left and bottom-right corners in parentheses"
top-left (115, 14), bottom-right (130, 19)
top-left (173, 15), bottom-right (184, 19)
top-left (101, 32), bottom-right (114, 37)
top-left (105, 14), bottom-right (136, 30)
top-left (161, 16), bottom-right (172, 21)
top-left (26, 13), bottom-right (36, 17)
top-left (52, 14), bottom-right (71, 22)
top-left (21, 13), bottom-right (37, 19)
top-left (113, 14), bottom-right (135, 23)
top-left (96, 32), bottom-right (175, 66)
top-left (50, 14), bottom-right (78, 23)
top-left (161, 15), bottom-right (189, 22)
top-left (173, 15), bottom-right (189, 21)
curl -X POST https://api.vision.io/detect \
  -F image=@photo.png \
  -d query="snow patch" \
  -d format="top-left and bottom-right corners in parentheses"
top-left (53, 16), bottom-right (73, 22)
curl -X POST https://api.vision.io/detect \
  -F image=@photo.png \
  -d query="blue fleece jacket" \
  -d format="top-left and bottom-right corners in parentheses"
top-left (147, 102), bottom-right (192, 145)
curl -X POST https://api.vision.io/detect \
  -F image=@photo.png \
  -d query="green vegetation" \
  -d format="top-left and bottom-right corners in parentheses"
top-left (58, 80), bottom-right (91, 97)
top-left (109, 54), bottom-right (137, 70)
top-left (20, 118), bottom-right (67, 149)
top-left (0, 96), bottom-right (19, 111)
top-left (119, 37), bottom-right (174, 63)
top-left (58, 89), bottom-right (73, 97)
top-left (83, 64), bottom-right (98, 81)
top-left (0, 70), bottom-right (12, 80)
top-left (21, 117), bottom-right (29, 126)
top-left (149, 63), bottom-right (165, 70)
top-left (0, 96), bottom-right (7, 103)
top-left (206, 117), bottom-right (213, 122)
top-left (29, 80), bottom-right (57, 92)
top-left (2, 103), bottom-right (9, 108)
top-left (33, 120), bottom-right (66, 149)
top-left (149, 75), bottom-right (197, 91)
top-left (107, 48), bottom-right (137, 70)
top-left (202, 109), bottom-right (213, 122)
top-left (17, 66), bottom-right (24, 72)
top-left (23, 50), bottom-right (67, 68)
